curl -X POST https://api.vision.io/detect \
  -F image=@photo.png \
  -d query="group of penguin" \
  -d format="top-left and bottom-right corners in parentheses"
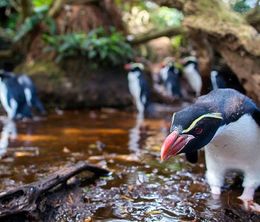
top-left (158, 56), bottom-right (202, 98)
top-left (156, 60), bottom-right (259, 204)
top-left (126, 57), bottom-right (260, 205)
top-left (125, 56), bottom-right (243, 116)
top-left (0, 70), bottom-right (45, 120)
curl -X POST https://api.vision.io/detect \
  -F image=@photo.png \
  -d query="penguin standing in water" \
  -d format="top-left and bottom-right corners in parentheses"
top-left (182, 56), bottom-right (202, 97)
top-left (124, 63), bottom-right (151, 115)
top-left (159, 58), bottom-right (182, 98)
top-left (0, 73), bottom-right (32, 119)
top-left (210, 66), bottom-right (246, 94)
top-left (161, 89), bottom-right (260, 202)
top-left (17, 74), bottom-right (46, 115)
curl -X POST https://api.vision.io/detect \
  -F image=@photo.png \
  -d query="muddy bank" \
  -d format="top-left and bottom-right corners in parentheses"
top-left (16, 59), bottom-right (133, 109)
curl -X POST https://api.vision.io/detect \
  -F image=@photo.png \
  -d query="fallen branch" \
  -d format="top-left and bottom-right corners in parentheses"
top-left (0, 161), bottom-right (109, 218)
top-left (128, 27), bottom-right (184, 45)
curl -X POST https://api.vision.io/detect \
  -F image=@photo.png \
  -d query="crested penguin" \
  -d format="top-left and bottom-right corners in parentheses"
top-left (210, 66), bottom-right (246, 94)
top-left (182, 56), bottom-right (202, 97)
top-left (124, 63), bottom-right (151, 115)
top-left (159, 58), bottom-right (182, 98)
top-left (17, 74), bottom-right (46, 115)
top-left (160, 88), bottom-right (260, 201)
top-left (0, 72), bottom-right (32, 119)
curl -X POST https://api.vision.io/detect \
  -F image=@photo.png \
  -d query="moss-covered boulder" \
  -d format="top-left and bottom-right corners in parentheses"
top-left (16, 59), bottom-right (132, 109)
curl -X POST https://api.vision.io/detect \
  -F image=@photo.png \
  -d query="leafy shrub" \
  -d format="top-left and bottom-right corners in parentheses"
top-left (0, 0), bottom-right (54, 42)
top-left (14, 6), bottom-right (55, 42)
top-left (43, 27), bottom-right (133, 65)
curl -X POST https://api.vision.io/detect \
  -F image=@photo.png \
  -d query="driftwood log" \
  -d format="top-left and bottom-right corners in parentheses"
top-left (0, 161), bottom-right (109, 218)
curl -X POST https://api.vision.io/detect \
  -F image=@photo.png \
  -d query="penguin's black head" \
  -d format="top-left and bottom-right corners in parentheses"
top-left (0, 72), bottom-right (13, 81)
top-left (124, 63), bottom-right (144, 72)
top-left (161, 105), bottom-right (223, 161)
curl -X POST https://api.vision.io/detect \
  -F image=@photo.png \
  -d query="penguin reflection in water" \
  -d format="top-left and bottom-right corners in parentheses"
top-left (161, 89), bottom-right (260, 207)
top-left (0, 117), bottom-right (17, 156)
top-left (182, 56), bottom-right (202, 97)
top-left (125, 63), bottom-right (152, 116)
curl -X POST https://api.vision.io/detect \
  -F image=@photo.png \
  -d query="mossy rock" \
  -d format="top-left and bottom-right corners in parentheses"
top-left (15, 59), bottom-right (132, 109)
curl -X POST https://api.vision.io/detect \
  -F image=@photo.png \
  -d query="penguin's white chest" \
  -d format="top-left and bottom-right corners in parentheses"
top-left (128, 71), bottom-right (144, 113)
top-left (210, 71), bottom-right (218, 90)
top-left (183, 64), bottom-right (202, 96)
top-left (159, 66), bottom-right (173, 96)
top-left (0, 82), bottom-right (11, 113)
top-left (128, 71), bottom-right (141, 99)
top-left (205, 114), bottom-right (260, 183)
top-left (159, 66), bottom-right (169, 83)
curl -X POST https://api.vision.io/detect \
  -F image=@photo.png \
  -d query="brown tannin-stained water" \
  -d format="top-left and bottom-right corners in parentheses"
top-left (0, 110), bottom-right (259, 221)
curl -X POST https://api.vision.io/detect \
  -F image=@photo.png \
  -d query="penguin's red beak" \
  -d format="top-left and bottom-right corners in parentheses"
top-left (161, 130), bottom-right (194, 161)
top-left (124, 64), bottom-right (131, 70)
top-left (159, 62), bottom-right (165, 68)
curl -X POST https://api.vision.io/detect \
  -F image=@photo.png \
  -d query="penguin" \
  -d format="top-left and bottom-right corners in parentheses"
top-left (17, 74), bottom-right (46, 115)
top-left (124, 63), bottom-right (151, 115)
top-left (210, 66), bottom-right (246, 94)
top-left (0, 118), bottom-right (17, 156)
top-left (0, 72), bottom-right (32, 119)
top-left (182, 56), bottom-right (202, 97)
top-left (160, 88), bottom-right (260, 201)
top-left (159, 58), bottom-right (182, 98)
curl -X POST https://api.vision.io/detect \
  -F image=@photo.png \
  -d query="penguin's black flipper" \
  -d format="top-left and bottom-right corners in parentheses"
top-left (185, 151), bottom-right (198, 163)
top-left (252, 108), bottom-right (260, 128)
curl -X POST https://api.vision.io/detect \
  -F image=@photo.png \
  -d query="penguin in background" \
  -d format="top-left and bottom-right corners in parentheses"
top-left (124, 62), bottom-right (152, 116)
top-left (182, 56), bottom-right (202, 97)
top-left (0, 72), bottom-right (32, 119)
top-left (0, 71), bottom-right (46, 115)
top-left (159, 57), bottom-right (182, 98)
top-left (210, 66), bottom-right (246, 94)
top-left (17, 74), bottom-right (46, 115)
top-left (161, 88), bottom-right (260, 203)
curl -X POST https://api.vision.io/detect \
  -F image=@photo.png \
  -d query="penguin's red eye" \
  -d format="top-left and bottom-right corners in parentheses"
top-left (194, 127), bottom-right (203, 134)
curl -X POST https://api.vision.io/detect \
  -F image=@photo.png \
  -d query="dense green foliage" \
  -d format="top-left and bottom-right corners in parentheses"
top-left (232, 0), bottom-right (252, 13)
top-left (149, 6), bottom-right (183, 29)
top-left (0, 0), bottom-right (54, 40)
top-left (0, 0), bottom-right (133, 65)
top-left (32, 0), bottom-right (52, 9)
top-left (14, 11), bottom-right (55, 42)
top-left (0, 0), bottom-right (257, 66)
top-left (43, 28), bottom-right (133, 65)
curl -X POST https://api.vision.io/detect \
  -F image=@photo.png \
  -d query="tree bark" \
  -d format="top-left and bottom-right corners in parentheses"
top-left (20, 0), bottom-right (32, 22)
top-left (128, 27), bottom-right (183, 45)
top-left (48, 0), bottom-right (64, 17)
top-left (246, 5), bottom-right (260, 32)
